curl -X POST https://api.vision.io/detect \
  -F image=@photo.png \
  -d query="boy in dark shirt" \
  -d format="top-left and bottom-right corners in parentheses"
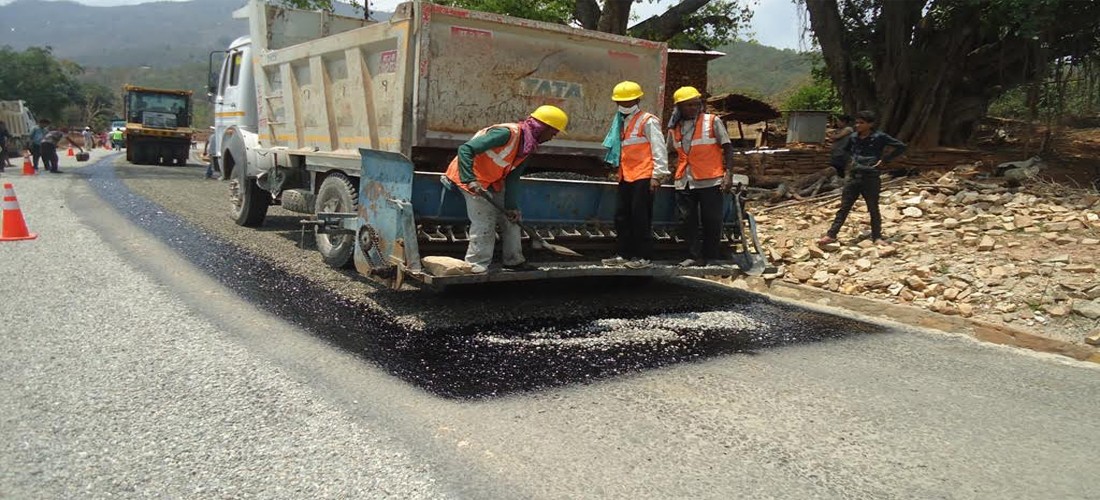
top-left (818, 110), bottom-right (906, 246)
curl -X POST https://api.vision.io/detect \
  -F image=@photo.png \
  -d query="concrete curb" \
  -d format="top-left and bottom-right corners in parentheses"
top-left (733, 279), bottom-right (1100, 364)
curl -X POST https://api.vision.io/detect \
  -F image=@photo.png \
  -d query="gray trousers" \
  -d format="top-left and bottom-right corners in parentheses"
top-left (462, 189), bottom-right (524, 273)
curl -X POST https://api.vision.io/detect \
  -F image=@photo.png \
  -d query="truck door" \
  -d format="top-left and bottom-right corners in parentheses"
top-left (213, 47), bottom-right (247, 158)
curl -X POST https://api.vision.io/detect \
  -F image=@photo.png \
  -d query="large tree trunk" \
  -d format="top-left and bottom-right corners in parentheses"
top-left (804, 0), bottom-right (1046, 148)
top-left (597, 0), bottom-right (633, 35)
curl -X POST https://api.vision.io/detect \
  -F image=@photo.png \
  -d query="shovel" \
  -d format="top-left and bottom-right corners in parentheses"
top-left (474, 189), bottom-right (583, 258)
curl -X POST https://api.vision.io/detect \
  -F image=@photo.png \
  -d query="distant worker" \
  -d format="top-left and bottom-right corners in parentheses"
top-left (82, 126), bottom-right (95, 152)
top-left (29, 119), bottom-right (49, 172)
top-left (110, 128), bottom-right (124, 151)
top-left (443, 105), bottom-right (568, 274)
top-left (600, 80), bottom-right (668, 269)
top-left (40, 125), bottom-right (64, 174)
top-left (826, 114), bottom-right (854, 177)
top-left (666, 86), bottom-right (736, 267)
top-left (818, 110), bottom-right (907, 247)
top-left (0, 121), bottom-right (11, 172)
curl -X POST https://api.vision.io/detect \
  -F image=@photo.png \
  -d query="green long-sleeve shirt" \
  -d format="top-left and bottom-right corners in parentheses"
top-left (457, 126), bottom-right (528, 210)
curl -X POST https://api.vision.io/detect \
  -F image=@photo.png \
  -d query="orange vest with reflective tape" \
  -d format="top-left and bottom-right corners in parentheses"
top-left (619, 111), bottom-right (658, 182)
top-left (672, 113), bottom-right (724, 181)
top-left (445, 123), bottom-right (526, 193)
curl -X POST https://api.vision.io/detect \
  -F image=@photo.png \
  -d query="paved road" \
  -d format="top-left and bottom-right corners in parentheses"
top-left (1, 156), bottom-right (1098, 499)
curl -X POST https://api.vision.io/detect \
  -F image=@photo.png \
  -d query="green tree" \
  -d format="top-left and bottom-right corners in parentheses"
top-left (0, 46), bottom-right (85, 122)
top-left (782, 80), bottom-right (841, 112)
top-left (802, 0), bottom-right (1100, 147)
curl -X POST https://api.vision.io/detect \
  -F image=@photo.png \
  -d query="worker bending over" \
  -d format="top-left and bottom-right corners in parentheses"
top-left (444, 105), bottom-right (568, 274)
top-left (601, 81), bottom-right (669, 269)
top-left (667, 86), bottom-right (736, 266)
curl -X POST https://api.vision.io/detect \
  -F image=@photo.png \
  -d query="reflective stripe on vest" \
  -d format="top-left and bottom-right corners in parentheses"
top-left (445, 123), bottom-right (525, 193)
top-left (672, 113), bottom-right (724, 181)
top-left (619, 111), bottom-right (657, 183)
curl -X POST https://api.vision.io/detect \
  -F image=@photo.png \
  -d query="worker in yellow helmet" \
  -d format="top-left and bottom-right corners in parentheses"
top-left (666, 86), bottom-right (736, 266)
top-left (600, 81), bottom-right (669, 269)
top-left (444, 105), bottom-right (567, 274)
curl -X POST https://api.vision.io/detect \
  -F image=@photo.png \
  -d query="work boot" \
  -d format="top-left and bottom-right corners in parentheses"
top-left (503, 261), bottom-right (536, 272)
top-left (624, 259), bottom-right (651, 269)
top-left (601, 255), bottom-right (627, 266)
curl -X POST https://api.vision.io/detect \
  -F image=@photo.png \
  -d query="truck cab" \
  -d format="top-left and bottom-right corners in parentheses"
top-left (208, 35), bottom-right (258, 179)
top-left (122, 85), bottom-right (195, 165)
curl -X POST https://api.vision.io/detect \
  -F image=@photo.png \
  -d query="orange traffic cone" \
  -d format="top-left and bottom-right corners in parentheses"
top-left (1, 183), bottom-right (38, 241)
top-left (67, 147), bottom-right (74, 157)
top-left (22, 156), bottom-right (35, 176)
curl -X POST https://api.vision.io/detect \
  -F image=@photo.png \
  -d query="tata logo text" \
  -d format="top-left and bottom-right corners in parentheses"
top-left (520, 78), bottom-right (583, 99)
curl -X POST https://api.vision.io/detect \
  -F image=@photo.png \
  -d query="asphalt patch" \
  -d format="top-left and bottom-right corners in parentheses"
top-left (81, 159), bottom-right (887, 398)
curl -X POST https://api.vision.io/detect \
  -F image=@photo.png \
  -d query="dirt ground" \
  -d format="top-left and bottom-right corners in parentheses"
top-left (752, 164), bottom-right (1100, 347)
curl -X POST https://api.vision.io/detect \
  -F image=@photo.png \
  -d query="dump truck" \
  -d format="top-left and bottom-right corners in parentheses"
top-left (208, 0), bottom-right (767, 287)
top-left (0, 100), bottom-right (38, 156)
top-left (122, 85), bottom-right (195, 165)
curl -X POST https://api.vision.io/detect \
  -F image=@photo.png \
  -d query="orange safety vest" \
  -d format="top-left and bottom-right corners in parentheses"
top-left (445, 123), bottom-right (527, 193)
top-left (672, 113), bottom-right (724, 181)
top-left (619, 111), bottom-right (658, 182)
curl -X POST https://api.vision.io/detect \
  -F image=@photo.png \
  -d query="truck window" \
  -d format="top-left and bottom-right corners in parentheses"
top-left (217, 54), bottom-right (232, 97)
top-left (229, 52), bottom-right (243, 87)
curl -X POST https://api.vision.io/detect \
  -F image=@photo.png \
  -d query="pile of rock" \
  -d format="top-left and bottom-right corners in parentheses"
top-left (755, 166), bottom-right (1100, 344)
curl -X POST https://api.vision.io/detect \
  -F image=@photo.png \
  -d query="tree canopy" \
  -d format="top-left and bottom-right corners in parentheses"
top-left (280, 0), bottom-right (753, 48)
top-left (802, 0), bottom-right (1100, 148)
top-left (0, 47), bottom-right (86, 123)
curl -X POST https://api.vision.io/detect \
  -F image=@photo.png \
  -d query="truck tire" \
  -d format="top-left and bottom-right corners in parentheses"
top-left (125, 143), bottom-right (134, 163)
top-left (314, 173), bottom-right (359, 268)
top-left (134, 144), bottom-right (148, 165)
top-left (229, 159), bottom-right (269, 227)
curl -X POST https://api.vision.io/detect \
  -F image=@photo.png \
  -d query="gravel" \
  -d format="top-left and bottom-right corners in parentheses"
top-left (0, 168), bottom-right (445, 498)
top-left (481, 310), bottom-right (766, 348)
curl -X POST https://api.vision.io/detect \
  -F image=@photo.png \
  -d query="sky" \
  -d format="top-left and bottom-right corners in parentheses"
top-left (6, 0), bottom-right (806, 49)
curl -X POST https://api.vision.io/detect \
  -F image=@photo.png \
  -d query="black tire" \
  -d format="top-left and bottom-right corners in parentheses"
top-left (314, 173), bottom-right (359, 268)
top-left (125, 144), bottom-right (133, 163)
top-left (134, 144), bottom-right (148, 165)
top-left (229, 159), bottom-right (269, 227)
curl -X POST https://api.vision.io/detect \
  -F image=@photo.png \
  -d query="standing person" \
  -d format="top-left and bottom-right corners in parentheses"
top-left (40, 126), bottom-right (64, 173)
top-left (826, 114), bottom-right (854, 178)
top-left (110, 127), bottom-right (124, 151)
top-left (666, 86), bottom-right (736, 267)
top-left (0, 121), bottom-right (11, 172)
top-left (29, 119), bottom-right (49, 171)
top-left (443, 105), bottom-right (567, 274)
top-left (600, 80), bottom-right (668, 269)
top-left (818, 110), bottom-right (907, 246)
top-left (82, 127), bottom-right (95, 152)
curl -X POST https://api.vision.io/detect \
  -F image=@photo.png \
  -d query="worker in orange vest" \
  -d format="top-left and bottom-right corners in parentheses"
top-left (667, 86), bottom-right (736, 266)
top-left (443, 105), bottom-right (568, 274)
top-left (600, 81), bottom-right (669, 269)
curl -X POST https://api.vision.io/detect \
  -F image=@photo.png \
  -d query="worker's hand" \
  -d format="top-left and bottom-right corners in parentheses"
top-left (505, 210), bottom-right (522, 223)
top-left (721, 175), bottom-right (733, 193)
top-left (466, 181), bottom-right (485, 195)
top-left (649, 178), bottom-right (662, 193)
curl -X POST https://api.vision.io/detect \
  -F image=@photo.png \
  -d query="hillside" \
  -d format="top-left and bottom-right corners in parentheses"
top-left (0, 0), bottom-right (379, 67)
top-left (708, 41), bottom-right (815, 103)
top-left (0, 0), bottom-right (245, 67)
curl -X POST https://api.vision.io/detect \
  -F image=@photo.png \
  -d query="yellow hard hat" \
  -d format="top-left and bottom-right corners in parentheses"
top-left (530, 105), bottom-right (569, 132)
top-left (611, 81), bottom-right (644, 102)
top-left (673, 86), bottom-right (704, 104)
